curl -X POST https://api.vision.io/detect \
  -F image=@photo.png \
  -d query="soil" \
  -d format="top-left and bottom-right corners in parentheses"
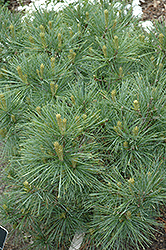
top-left (1, 0), bottom-right (166, 249)
top-left (145, 212), bottom-right (166, 250)
top-left (3, 0), bottom-right (31, 11)
top-left (140, 0), bottom-right (166, 23)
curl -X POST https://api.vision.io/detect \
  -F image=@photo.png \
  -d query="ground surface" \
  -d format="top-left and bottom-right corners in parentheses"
top-left (1, 0), bottom-right (166, 249)
top-left (140, 0), bottom-right (166, 22)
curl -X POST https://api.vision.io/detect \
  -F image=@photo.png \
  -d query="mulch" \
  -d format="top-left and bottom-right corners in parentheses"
top-left (140, 0), bottom-right (166, 22)
top-left (1, 0), bottom-right (166, 249)
top-left (3, 0), bottom-right (31, 10)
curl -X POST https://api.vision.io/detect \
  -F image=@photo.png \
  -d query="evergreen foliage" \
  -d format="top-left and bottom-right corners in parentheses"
top-left (0, 0), bottom-right (166, 249)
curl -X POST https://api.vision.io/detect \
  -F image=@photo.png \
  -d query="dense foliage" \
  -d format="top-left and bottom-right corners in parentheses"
top-left (0, 0), bottom-right (166, 249)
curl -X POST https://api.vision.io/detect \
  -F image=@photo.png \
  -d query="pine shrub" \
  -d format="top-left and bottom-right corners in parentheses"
top-left (0, 1), bottom-right (166, 249)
